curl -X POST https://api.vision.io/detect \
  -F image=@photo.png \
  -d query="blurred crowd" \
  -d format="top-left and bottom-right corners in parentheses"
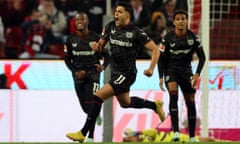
top-left (0, 0), bottom-right (188, 59)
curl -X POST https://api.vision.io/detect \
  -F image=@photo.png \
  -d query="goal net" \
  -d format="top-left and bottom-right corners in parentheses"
top-left (189, 0), bottom-right (240, 60)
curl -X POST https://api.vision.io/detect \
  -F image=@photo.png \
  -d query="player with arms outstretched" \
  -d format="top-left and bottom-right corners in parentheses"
top-left (66, 2), bottom-right (165, 142)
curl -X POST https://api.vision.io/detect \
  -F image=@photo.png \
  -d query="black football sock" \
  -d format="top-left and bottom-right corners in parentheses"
top-left (88, 123), bottom-right (95, 139)
top-left (81, 95), bottom-right (103, 136)
top-left (169, 91), bottom-right (179, 132)
top-left (126, 96), bottom-right (156, 110)
top-left (186, 101), bottom-right (196, 137)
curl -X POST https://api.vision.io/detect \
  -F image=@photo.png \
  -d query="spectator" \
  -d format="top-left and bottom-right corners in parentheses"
top-left (0, 0), bottom-right (29, 27)
top-left (142, 11), bottom-right (167, 59)
top-left (38, 0), bottom-right (67, 43)
top-left (144, 11), bottom-right (167, 45)
top-left (0, 16), bottom-right (5, 58)
top-left (160, 0), bottom-right (176, 30)
top-left (150, 0), bottom-right (163, 14)
top-left (19, 9), bottom-right (60, 59)
top-left (175, 0), bottom-right (188, 12)
top-left (60, 0), bottom-right (85, 17)
top-left (83, 0), bottom-right (106, 34)
top-left (0, 16), bottom-right (4, 47)
top-left (130, 0), bottom-right (151, 29)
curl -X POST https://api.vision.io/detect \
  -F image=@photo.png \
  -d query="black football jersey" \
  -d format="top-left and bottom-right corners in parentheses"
top-left (65, 31), bottom-right (107, 71)
top-left (101, 21), bottom-right (151, 72)
top-left (159, 30), bottom-right (205, 74)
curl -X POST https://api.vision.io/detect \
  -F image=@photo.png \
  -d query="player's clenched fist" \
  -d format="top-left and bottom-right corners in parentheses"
top-left (144, 69), bottom-right (153, 77)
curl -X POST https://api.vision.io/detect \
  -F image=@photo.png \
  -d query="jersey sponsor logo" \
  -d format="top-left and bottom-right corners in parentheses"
top-left (109, 37), bottom-right (133, 47)
top-left (187, 39), bottom-right (194, 46)
top-left (169, 48), bottom-right (191, 55)
top-left (126, 32), bottom-right (133, 38)
top-left (72, 43), bottom-right (78, 47)
top-left (72, 50), bottom-right (95, 56)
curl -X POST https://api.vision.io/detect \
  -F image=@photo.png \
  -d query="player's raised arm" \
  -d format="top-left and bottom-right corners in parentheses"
top-left (143, 40), bottom-right (160, 77)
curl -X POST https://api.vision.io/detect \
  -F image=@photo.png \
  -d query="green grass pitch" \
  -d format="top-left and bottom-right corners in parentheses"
top-left (1, 142), bottom-right (240, 144)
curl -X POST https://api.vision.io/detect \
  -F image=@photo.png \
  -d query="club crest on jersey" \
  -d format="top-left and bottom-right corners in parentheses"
top-left (111, 29), bottom-right (116, 34)
top-left (126, 32), bottom-right (133, 38)
top-left (72, 43), bottom-right (77, 47)
top-left (170, 42), bottom-right (175, 47)
top-left (187, 39), bottom-right (194, 45)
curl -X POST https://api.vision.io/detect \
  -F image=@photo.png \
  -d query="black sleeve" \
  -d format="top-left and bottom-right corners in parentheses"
top-left (157, 52), bottom-right (166, 78)
top-left (100, 48), bottom-right (110, 69)
top-left (195, 46), bottom-right (206, 75)
top-left (64, 38), bottom-right (75, 72)
top-left (193, 34), bottom-right (206, 75)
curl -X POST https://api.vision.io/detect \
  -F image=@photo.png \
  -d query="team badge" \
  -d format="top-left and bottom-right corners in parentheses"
top-left (126, 32), bottom-right (133, 38)
top-left (170, 42), bottom-right (176, 47)
top-left (187, 39), bottom-right (194, 45)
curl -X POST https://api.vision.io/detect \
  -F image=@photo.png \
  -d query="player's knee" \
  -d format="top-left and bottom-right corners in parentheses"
top-left (119, 102), bottom-right (131, 108)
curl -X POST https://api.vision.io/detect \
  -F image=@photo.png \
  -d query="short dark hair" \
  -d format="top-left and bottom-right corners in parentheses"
top-left (173, 9), bottom-right (188, 19)
top-left (115, 1), bottom-right (133, 15)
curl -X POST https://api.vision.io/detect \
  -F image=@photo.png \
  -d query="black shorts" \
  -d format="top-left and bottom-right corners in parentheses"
top-left (109, 71), bottom-right (136, 96)
top-left (165, 67), bottom-right (196, 94)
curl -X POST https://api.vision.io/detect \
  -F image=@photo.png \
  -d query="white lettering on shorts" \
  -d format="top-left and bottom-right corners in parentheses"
top-left (114, 74), bottom-right (126, 84)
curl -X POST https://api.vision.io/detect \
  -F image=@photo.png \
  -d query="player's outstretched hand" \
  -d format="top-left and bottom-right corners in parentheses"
top-left (144, 69), bottom-right (153, 77)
